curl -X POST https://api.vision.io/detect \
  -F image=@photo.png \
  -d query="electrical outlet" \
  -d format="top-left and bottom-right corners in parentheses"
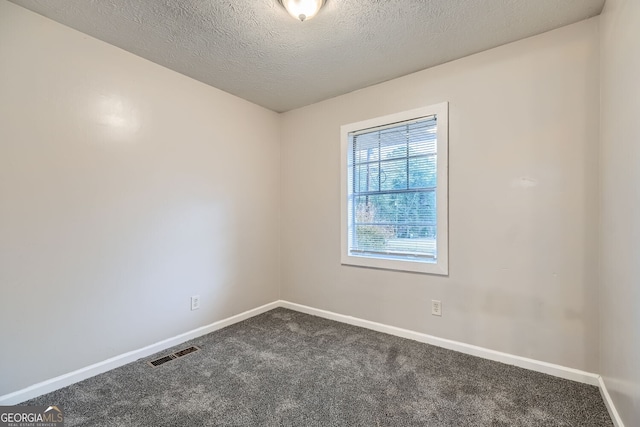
top-left (431, 300), bottom-right (442, 316)
top-left (191, 295), bottom-right (200, 311)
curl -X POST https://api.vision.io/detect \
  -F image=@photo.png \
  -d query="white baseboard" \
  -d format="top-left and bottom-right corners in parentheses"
top-left (0, 301), bottom-right (279, 405)
top-left (598, 376), bottom-right (626, 427)
top-left (279, 300), bottom-right (601, 386)
top-left (1, 298), bottom-right (624, 427)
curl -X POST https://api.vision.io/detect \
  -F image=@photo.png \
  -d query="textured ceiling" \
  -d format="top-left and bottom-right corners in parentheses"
top-left (10, 0), bottom-right (605, 112)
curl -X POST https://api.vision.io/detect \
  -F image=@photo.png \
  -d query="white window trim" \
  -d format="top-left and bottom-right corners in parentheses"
top-left (340, 102), bottom-right (449, 275)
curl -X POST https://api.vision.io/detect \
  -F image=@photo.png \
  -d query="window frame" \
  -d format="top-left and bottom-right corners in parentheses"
top-left (340, 102), bottom-right (449, 275)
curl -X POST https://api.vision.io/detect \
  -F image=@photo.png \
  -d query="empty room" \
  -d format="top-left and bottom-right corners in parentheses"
top-left (0, 0), bottom-right (638, 425)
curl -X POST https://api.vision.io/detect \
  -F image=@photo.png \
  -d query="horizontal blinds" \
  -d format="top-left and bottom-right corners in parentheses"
top-left (347, 116), bottom-right (438, 260)
top-left (349, 115), bottom-right (436, 137)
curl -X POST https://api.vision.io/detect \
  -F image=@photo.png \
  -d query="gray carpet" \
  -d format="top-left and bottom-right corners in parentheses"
top-left (23, 308), bottom-right (612, 426)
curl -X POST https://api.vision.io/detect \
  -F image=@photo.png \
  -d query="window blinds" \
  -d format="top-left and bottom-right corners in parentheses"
top-left (347, 116), bottom-right (438, 261)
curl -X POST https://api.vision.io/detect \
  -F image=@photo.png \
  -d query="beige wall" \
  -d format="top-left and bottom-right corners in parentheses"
top-left (281, 19), bottom-right (601, 372)
top-left (4, 0), bottom-right (632, 413)
top-left (0, 1), bottom-right (280, 395)
top-left (600, 0), bottom-right (640, 424)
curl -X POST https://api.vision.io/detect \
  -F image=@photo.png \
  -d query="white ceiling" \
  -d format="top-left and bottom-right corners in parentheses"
top-left (10, 0), bottom-right (605, 112)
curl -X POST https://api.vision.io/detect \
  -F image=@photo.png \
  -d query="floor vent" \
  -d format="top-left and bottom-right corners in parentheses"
top-left (148, 354), bottom-right (176, 367)
top-left (148, 346), bottom-right (201, 367)
top-left (174, 346), bottom-right (200, 358)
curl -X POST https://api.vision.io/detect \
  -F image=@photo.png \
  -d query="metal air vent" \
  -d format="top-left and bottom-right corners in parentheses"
top-left (148, 355), bottom-right (176, 367)
top-left (174, 346), bottom-right (200, 358)
top-left (148, 346), bottom-right (201, 367)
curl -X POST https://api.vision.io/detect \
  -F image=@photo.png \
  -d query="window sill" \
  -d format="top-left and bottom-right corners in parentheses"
top-left (341, 253), bottom-right (448, 275)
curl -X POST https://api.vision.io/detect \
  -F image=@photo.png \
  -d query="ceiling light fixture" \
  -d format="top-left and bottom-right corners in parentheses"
top-left (278, 0), bottom-right (326, 22)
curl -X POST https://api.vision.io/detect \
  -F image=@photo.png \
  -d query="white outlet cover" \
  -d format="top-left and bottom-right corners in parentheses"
top-left (191, 295), bottom-right (200, 311)
top-left (432, 300), bottom-right (442, 316)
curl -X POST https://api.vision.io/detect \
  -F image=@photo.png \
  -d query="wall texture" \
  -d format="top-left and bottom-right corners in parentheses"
top-left (599, 0), bottom-right (640, 424)
top-left (0, 1), bottom-right (280, 396)
top-left (281, 19), bottom-right (601, 372)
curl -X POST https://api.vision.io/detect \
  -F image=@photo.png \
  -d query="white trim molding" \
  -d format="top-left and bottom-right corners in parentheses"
top-left (279, 301), bottom-right (601, 386)
top-left (0, 298), bottom-right (624, 427)
top-left (0, 301), bottom-right (279, 405)
top-left (598, 376), bottom-right (626, 427)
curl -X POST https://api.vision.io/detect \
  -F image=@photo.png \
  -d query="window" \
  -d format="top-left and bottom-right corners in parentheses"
top-left (340, 103), bottom-right (448, 275)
